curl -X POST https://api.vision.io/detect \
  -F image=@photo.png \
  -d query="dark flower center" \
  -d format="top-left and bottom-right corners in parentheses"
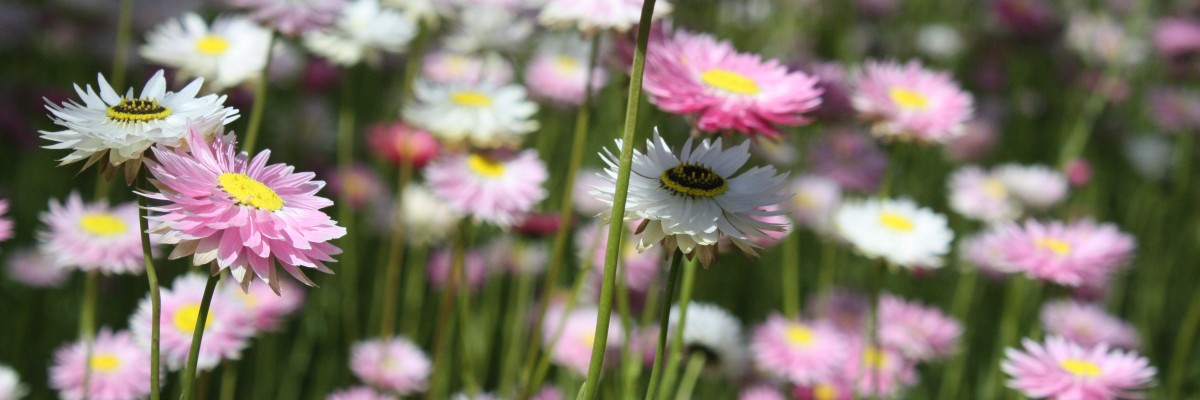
top-left (660, 163), bottom-right (728, 198)
top-left (107, 98), bottom-right (172, 123)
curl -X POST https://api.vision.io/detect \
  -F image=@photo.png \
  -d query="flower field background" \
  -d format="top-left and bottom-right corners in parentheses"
top-left (0, 0), bottom-right (1198, 399)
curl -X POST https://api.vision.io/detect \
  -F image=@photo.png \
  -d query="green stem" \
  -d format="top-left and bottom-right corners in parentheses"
top-left (179, 272), bottom-right (221, 400)
top-left (109, 0), bottom-right (134, 90)
top-left (79, 271), bottom-right (99, 400)
top-left (614, 259), bottom-right (636, 400)
top-left (655, 257), bottom-right (698, 400)
top-left (782, 232), bottom-right (801, 318)
top-left (643, 254), bottom-right (681, 400)
top-left (673, 353), bottom-right (706, 400)
top-left (402, 246), bottom-right (430, 338)
top-left (137, 176), bottom-right (162, 400)
top-left (219, 361), bottom-right (238, 400)
top-left (579, 1), bottom-right (657, 397)
top-left (936, 270), bottom-right (978, 400)
top-left (499, 270), bottom-right (535, 397)
top-left (380, 160), bottom-right (414, 337)
top-left (1167, 282), bottom-right (1200, 398)
top-left (241, 33), bottom-right (274, 154)
top-left (985, 278), bottom-right (1027, 399)
top-left (452, 222), bottom-right (479, 396)
top-left (336, 67), bottom-right (360, 344)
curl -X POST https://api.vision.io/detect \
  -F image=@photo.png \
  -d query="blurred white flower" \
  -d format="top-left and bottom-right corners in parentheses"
top-left (835, 198), bottom-right (952, 268)
top-left (141, 13), bottom-right (273, 91)
top-left (303, 0), bottom-right (418, 66)
top-left (403, 79), bottom-right (539, 148)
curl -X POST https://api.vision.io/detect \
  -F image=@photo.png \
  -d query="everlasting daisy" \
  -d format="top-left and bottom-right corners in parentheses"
top-left (644, 30), bottom-right (822, 138)
top-left (141, 13), bottom-right (273, 91)
top-left (442, 5), bottom-right (533, 54)
top-left (349, 337), bottom-right (431, 395)
top-left (852, 60), bottom-right (974, 143)
top-left (524, 34), bottom-right (608, 107)
top-left (421, 51), bottom-right (514, 86)
top-left (38, 193), bottom-right (146, 274)
top-left (879, 294), bottom-right (962, 361)
top-left (1066, 13), bottom-right (1145, 66)
top-left (948, 166), bottom-right (1022, 223)
top-left (668, 302), bottom-right (747, 377)
top-left (50, 329), bottom-right (153, 400)
top-left (226, 0), bottom-right (348, 35)
top-left (842, 343), bottom-right (917, 398)
top-left (834, 198), bottom-right (953, 268)
top-left (1003, 336), bottom-right (1155, 400)
top-left (982, 219), bottom-right (1135, 287)
top-left (786, 175), bottom-right (842, 234)
top-left (0, 364), bottom-right (27, 400)
top-left (750, 315), bottom-right (849, 385)
top-left (395, 183), bottom-right (461, 245)
top-left (365, 122), bottom-right (440, 169)
top-left (807, 129), bottom-right (888, 193)
top-left (143, 127), bottom-right (346, 291)
top-left (303, 0), bottom-right (417, 66)
top-left (132, 274), bottom-right (255, 371)
top-left (221, 278), bottom-right (306, 332)
top-left (327, 386), bottom-right (398, 400)
top-left (794, 381), bottom-right (854, 400)
top-left (424, 150), bottom-right (548, 227)
top-left (5, 248), bottom-right (70, 288)
top-left (1040, 300), bottom-right (1140, 350)
top-left (593, 130), bottom-right (788, 265)
top-left (404, 80), bottom-right (539, 148)
top-left (41, 70), bottom-right (238, 177)
top-left (539, 0), bottom-right (672, 33)
top-left (544, 306), bottom-right (624, 375)
top-left (0, 199), bottom-right (11, 243)
top-left (961, 231), bottom-right (1020, 277)
top-left (530, 387), bottom-right (564, 400)
top-left (576, 221), bottom-right (662, 292)
top-left (993, 163), bottom-right (1068, 210)
top-left (739, 385), bottom-right (786, 400)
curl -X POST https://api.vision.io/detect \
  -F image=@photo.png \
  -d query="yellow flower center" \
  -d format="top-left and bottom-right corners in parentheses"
top-left (580, 330), bottom-right (596, 346)
top-left (784, 323), bottom-right (816, 347)
top-left (173, 303), bottom-right (214, 333)
top-left (814, 384), bottom-right (838, 400)
top-left (554, 56), bottom-right (580, 75)
top-left (90, 353), bottom-right (121, 372)
top-left (234, 290), bottom-right (257, 308)
top-left (878, 211), bottom-right (915, 232)
top-left (794, 192), bottom-right (817, 210)
top-left (1059, 358), bottom-right (1103, 378)
top-left (79, 213), bottom-right (127, 236)
top-left (106, 98), bottom-right (172, 123)
top-left (983, 178), bottom-right (1008, 199)
top-left (219, 173), bottom-right (284, 211)
top-left (467, 154), bottom-right (506, 177)
top-left (863, 346), bottom-right (888, 369)
top-left (451, 91), bottom-right (493, 107)
top-left (195, 34), bottom-right (230, 55)
top-left (701, 68), bottom-right (760, 95)
top-left (659, 163), bottom-right (728, 198)
top-left (889, 87), bottom-right (930, 109)
top-left (1035, 237), bottom-right (1072, 256)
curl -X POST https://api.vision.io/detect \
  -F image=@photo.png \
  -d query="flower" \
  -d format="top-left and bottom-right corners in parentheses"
top-left (38, 192), bottom-right (146, 274)
top-left (141, 13), bottom-right (273, 91)
top-left (395, 183), bottom-right (461, 245)
top-left (834, 198), bottom-right (953, 268)
top-left (442, 5), bottom-right (533, 53)
top-left (572, 168), bottom-right (612, 216)
top-left (530, 387), bottom-right (564, 400)
top-left (979, 219), bottom-right (1135, 287)
top-left (226, 0), bottom-right (348, 36)
top-left (131, 274), bottom-right (256, 371)
top-left (422, 51), bottom-right (514, 86)
top-left (221, 278), bottom-right (306, 332)
top-left (427, 247), bottom-right (489, 291)
top-left (424, 150), bottom-right (548, 227)
top-left (852, 60), bottom-right (974, 143)
top-left (524, 34), bottom-right (607, 107)
top-left (349, 337), bottom-right (431, 395)
top-left (993, 163), bottom-right (1068, 210)
top-left (807, 129), bottom-right (888, 193)
top-left (50, 329), bottom-right (153, 400)
top-left (786, 175), bottom-right (842, 234)
top-left (1002, 336), bottom-right (1155, 400)
top-left (960, 231), bottom-right (1019, 276)
top-left (668, 302), bottom-right (747, 377)
top-left (750, 315), bottom-right (848, 385)
top-left (915, 24), bottom-right (964, 59)
top-left (1040, 300), bottom-right (1140, 350)
top-left (544, 306), bottom-right (624, 375)
top-left (365, 122), bottom-right (440, 168)
top-left (0, 199), bottom-right (11, 243)
top-left (327, 386), bottom-right (398, 400)
top-left (303, 0), bottom-right (417, 66)
top-left (739, 385), bottom-right (786, 400)
top-left (841, 343), bottom-right (917, 398)
top-left (947, 166), bottom-right (1022, 223)
top-left (879, 294), bottom-right (962, 361)
top-left (0, 364), bottom-right (27, 400)
top-left (143, 126), bottom-right (346, 291)
top-left (576, 221), bottom-right (662, 292)
top-left (5, 247), bottom-right (70, 288)
top-left (644, 29), bottom-right (822, 138)
top-left (1146, 87), bottom-right (1200, 132)
top-left (945, 119), bottom-right (1000, 162)
top-left (1066, 13), bottom-right (1145, 66)
top-left (326, 164), bottom-right (385, 210)
top-left (593, 130), bottom-right (788, 266)
top-left (793, 381), bottom-right (854, 400)
top-left (404, 80), bottom-right (539, 148)
top-left (539, 0), bottom-right (673, 33)
top-left (1154, 18), bottom-right (1200, 60)
top-left (41, 70), bottom-right (238, 178)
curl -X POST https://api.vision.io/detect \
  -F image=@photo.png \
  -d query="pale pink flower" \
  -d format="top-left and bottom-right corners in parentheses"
top-left (50, 329), bottom-right (154, 400)
top-left (38, 192), bottom-right (146, 275)
top-left (786, 175), bottom-right (842, 234)
top-left (325, 164), bottom-right (385, 210)
top-left (947, 166), bottom-right (1022, 223)
top-left (530, 387), bottom-right (564, 400)
top-left (993, 163), bottom-right (1068, 210)
top-left (1003, 336), bottom-right (1155, 400)
top-left (879, 294), bottom-right (962, 361)
top-left (853, 60), bottom-right (974, 143)
top-left (750, 314), bottom-right (849, 385)
top-left (131, 274), bottom-right (256, 371)
top-left (981, 219), bottom-right (1136, 287)
top-left (571, 168), bottom-right (612, 216)
top-left (0, 199), bottom-right (11, 242)
top-left (421, 51), bottom-right (514, 86)
top-left (960, 231), bottom-right (1020, 277)
top-left (327, 386), bottom-right (397, 400)
top-left (226, 0), bottom-right (348, 36)
top-left (746, 205), bottom-right (791, 248)
top-left (1147, 87), bottom-right (1200, 132)
top-left (366, 121), bottom-right (440, 169)
top-left (349, 337), bottom-right (431, 395)
top-left (1155, 17), bottom-right (1200, 59)
top-left (739, 385), bottom-right (786, 400)
top-left (1040, 300), bottom-right (1140, 350)
top-left (424, 150), bottom-right (548, 227)
top-left (221, 278), bottom-right (306, 332)
top-left (794, 381), bottom-right (854, 400)
top-left (427, 247), bottom-right (489, 292)
top-left (5, 247), bottom-right (70, 288)
top-left (524, 37), bottom-right (607, 107)
top-left (841, 343), bottom-right (917, 398)
top-left (544, 306), bottom-right (624, 375)
top-left (806, 289), bottom-right (869, 334)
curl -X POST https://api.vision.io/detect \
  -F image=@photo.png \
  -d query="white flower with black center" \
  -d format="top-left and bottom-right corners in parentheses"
top-left (40, 70), bottom-right (239, 180)
top-left (669, 302), bottom-right (747, 377)
top-left (593, 129), bottom-right (788, 265)
top-left (834, 198), bottom-right (953, 268)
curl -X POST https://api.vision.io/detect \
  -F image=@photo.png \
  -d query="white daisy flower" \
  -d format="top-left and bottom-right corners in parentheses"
top-left (141, 13), bottom-right (273, 91)
top-left (834, 198), bottom-right (952, 268)
top-left (539, 0), bottom-right (673, 34)
top-left (382, 0), bottom-right (443, 26)
top-left (303, 0), bottom-right (418, 66)
top-left (442, 5), bottom-right (533, 54)
top-left (403, 79), bottom-right (539, 148)
top-left (668, 302), bottom-right (747, 377)
top-left (40, 70), bottom-right (238, 179)
top-left (0, 364), bottom-right (27, 400)
top-left (396, 183), bottom-right (461, 246)
top-left (993, 163), bottom-right (1068, 210)
top-left (593, 129), bottom-right (788, 265)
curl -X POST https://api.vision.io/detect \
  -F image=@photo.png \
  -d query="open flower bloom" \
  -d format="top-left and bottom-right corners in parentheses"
top-left (50, 329), bottom-right (154, 400)
top-left (593, 130), bottom-right (788, 266)
top-left (538, 0), bottom-right (672, 33)
top-left (576, 220), bottom-right (662, 292)
top-left (1065, 12), bottom-right (1146, 67)
top-left (1002, 336), bottom-right (1155, 400)
top-left (303, 0), bottom-right (417, 66)
top-left (424, 150), bottom-right (547, 227)
top-left (879, 294), bottom-right (962, 361)
top-left (644, 29), bottom-right (822, 138)
top-left (41, 70), bottom-right (238, 179)
top-left (350, 337), bottom-right (431, 395)
top-left (786, 175), bottom-right (842, 234)
top-left (668, 302), bottom-right (747, 377)
top-left (524, 34), bottom-right (608, 107)
top-left (834, 198), bottom-right (953, 268)
top-left (841, 343), bottom-right (917, 398)
top-left (948, 166), bottom-right (1022, 223)
top-left (1040, 300), bottom-right (1140, 350)
top-left (750, 315), bottom-right (849, 385)
top-left (141, 13), bottom-right (273, 91)
top-left (422, 51), bottom-right (514, 86)
top-left (543, 306), bottom-right (624, 375)
top-left (226, 0), bottom-right (348, 36)
top-left (131, 274), bottom-right (256, 371)
top-left (404, 79), bottom-right (539, 148)
top-left (38, 192), bottom-right (147, 275)
top-left (442, 5), bottom-right (533, 54)
top-left (142, 126), bottom-right (346, 292)
top-left (978, 219), bottom-right (1135, 287)
top-left (852, 60), bottom-right (974, 144)
top-left (993, 163), bottom-right (1068, 211)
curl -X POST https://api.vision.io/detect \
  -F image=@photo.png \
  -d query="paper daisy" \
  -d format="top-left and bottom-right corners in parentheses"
top-left (786, 175), bottom-right (842, 234)
top-left (5, 247), bottom-right (70, 288)
top-left (834, 198), bottom-right (953, 268)
top-left (1040, 300), bottom-right (1140, 350)
top-left (226, 0), bottom-right (348, 36)
top-left (0, 199), bottom-right (11, 243)
top-left (365, 121), bottom-right (440, 169)
top-left (50, 329), bottom-right (153, 400)
top-left (750, 315), bottom-right (849, 385)
top-left (38, 192), bottom-right (146, 274)
top-left (141, 13), bottom-right (273, 91)
top-left (221, 278), bottom-right (306, 332)
top-left (794, 381), bottom-right (853, 400)
top-left (739, 385), bottom-right (786, 400)
top-left (421, 51), bottom-right (514, 86)
top-left (948, 166), bottom-right (1022, 223)
top-left (981, 219), bottom-right (1135, 287)
top-left (842, 343), bottom-right (917, 398)
top-left (131, 274), bottom-right (255, 371)
top-left (395, 183), bottom-right (461, 245)
top-left (442, 5), bottom-right (533, 54)
top-left (644, 29), bottom-right (822, 138)
top-left (668, 302), bottom-right (747, 377)
top-left (544, 306), bottom-right (624, 375)
top-left (852, 60), bottom-right (974, 143)
top-left (424, 150), bottom-right (548, 227)
top-left (142, 126), bottom-right (347, 291)
top-left (1003, 336), bottom-right (1155, 400)
top-left (879, 294), bottom-right (962, 361)
top-left (404, 79), bottom-right (539, 148)
top-left (328, 386), bottom-right (399, 400)
top-left (572, 168), bottom-right (612, 216)
top-left (326, 164), bottom-right (386, 210)
top-left (41, 70), bottom-right (238, 178)
top-left (593, 130), bottom-right (788, 265)
top-left (539, 0), bottom-right (672, 33)
top-left (303, 0), bottom-right (417, 66)
top-left (993, 163), bottom-right (1068, 210)
top-left (524, 34), bottom-right (608, 107)
top-left (349, 337), bottom-right (431, 395)
top-left (806, 289), bottom-right (870, 334)
top-left (0, 364), bottom-right (27, 400)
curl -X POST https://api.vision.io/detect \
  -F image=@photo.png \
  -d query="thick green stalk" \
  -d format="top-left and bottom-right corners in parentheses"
top-left (180, 273), bottom-right (221, 400)
top-left (109, 0), bottom-right (134, 90)
top-left (654, 257), bottom-right (698, 400)
top-left (452, 222), bottom-right (479, 396)
top-left (984, 278), bottom-right (1028, 399)
top-left (219, 361), bottom-right (238, 400)
top-left (1167, 282), bottom-right (1200, 398)
top-left (137, 177), bottom-right (162, 400)
top-left (781, 232), bottom-right (801, 318)
top-left (936, 270), bottom-right (978, 400)
top-left (240, 33), bottom-right (274, 154)
top-left (579, 1), bottom-right (658, 397)
top-left (380, 159), bottom-right (414, 337)
top-left (335, 68), bottom-right (360, 344)
top-left (643, 256), bottom-right (682, 400)
top-left (79, 271), bottom-right (99, 400)
top-left (614, 260), bottom-right (637, 399)
top-left (673, 353), bottom-right (706, 400)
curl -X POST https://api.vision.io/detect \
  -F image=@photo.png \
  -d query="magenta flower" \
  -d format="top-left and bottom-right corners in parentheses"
top-left (739, 385), bottom-right (787, 400)
top-left (1154, 17), bottom-right (1200, 60)
top-left (543, 306), bottom-right (624, 375)
top-left (50, 329), bottom-right (154, 400)
top-left (424, 150), bottom-right (548, 227)
top-left (349, 337), bottom-right (431, 395)
top-left (365, 121), bottom-right (441, 169)
top-left (0, 199), bottom-right (11, 243)
top-left (750, 314), bottom-right (849, 385)
top-left (38, 192), bottom-right (146, 275)
top-left (982, 219), bottom-right (1136, 287)
top-left (576, 220), bottom-right (662, 292)
top-left (852, 60), bottom-right (974, 143)
top-left (131, 274), bottom-right (256, 371)
top-left (143, 126), bottom-right (346, 292)
top-left (794, 381), bottom-right (854, 400)
top-left (1003, 336), bottom-right (1155, 400)
top-left (879, 294), bottom-right (962, 361)
top-left (1040, 300), bottom-right (1140, 350)
top-left (226, 0), bottom-right (348, 36)
top-left (524, 37), bottom-right (607, 107)
top-left (644, 29), bottom-right (822, 138)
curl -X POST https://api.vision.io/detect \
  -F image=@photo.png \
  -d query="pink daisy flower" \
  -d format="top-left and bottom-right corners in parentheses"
top-left (50, 329), bottom-right (154, 400)
top-left (143, 126), bottom-right (346, 292)
top-left (226, 0), bottom-right (348, 36)
top-left (327, 386), bottom-right (397, 400)
top-left (427, 246), bottom-right (490, 292)
top-left (960, 231), bottom-right (1021, 277)
top-left (807, 129), bottom-right (888, 193)
top-left (524, 35), bottom-right (607, 108)
top-left (5, 247), bottom-right (70, 288)
top-left (852, 60), bottom-right (974, 143)
top-left (750, 314), bottom-right (849, 385)
top-left (1002, 336), bottom-right (1155, 400)
top-left (544, 306), bottom-right (624, 375)
top-left (538, 0), bottom-right (673, 33)
top-left (841, 343), bottom-right (917, 398)
top-left (424, 150), bottom-right (548, 227)
top-left (421, 51), bottom-right (514, 86)
top-left (1154, 18), bottom-right (1200, 60)
top-left (794, 381), bottom-right (854, 400)
top-left (131, 274), bottom-right (256, 371)
top-left (983, 219), bottom-right (1136, 287)
top-left (739, 385), bottom-right (786, 400)
top-left (644, 29), bottom-right (822, 138)
top-left (349, 336), bottom-right (431, 395)
top-left (1040, 300), bottom-right (1140, 350)
top-left (879, 294), bottom-right (962, 361)
top-left (576, 220), bottom-right (662, 292)
top-left (38, 192), bottom-right (146, 275)
top-left (221, 278), bottom-right (306, 332)
top-left (0, 199), bottom-right (11, 243)
top-left (745, 205), bottom-right (791, 248)
top-left (993, 163), bottom-right (1068, 211)
top-left (947, 166), bottom-right (1021, 223)
top-left (365, 121), bottom-right (440, 169)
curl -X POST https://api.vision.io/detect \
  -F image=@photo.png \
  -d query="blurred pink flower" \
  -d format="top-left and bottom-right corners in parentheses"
top-left (879, 294), bottom-right (962, 361)
top-left (808, 129), bottom-right (888, 193)
top-left (524, 41), bottom-right (607, 107)
top-left (1003, 336), bottom-right (1155, 400)
top-left (327, 386), bottom-right (397, 400)
top-left (226, 0), bottom-right (348, 36)
top-left (50, 329), bottom-right (154, 400)
top-left (750, 314), bottom-right (849, 385)
top-left (841, 343), bottom-right (917, 398)
top-left (325, 164), bottom-right (386, 210)
top-left (221, 278), bottom-right (306, 332)
top-left (0, 199), bottom-right (11, 242)
top-left (981, 219), bottom-right (1136, 287)
top-left (349, 337), bottom-right (431, 395)
top-left (421, 51), bottom-right (514, 86)
top-left (1040, 300), bottom-right (1140, 350)
top-left (131, 274), bottom-right (256, 371)
top-left (947, 166), bottom-right (1021, 223)
top-left (543, 306), bottom-right (624, 375)
top-left (1154, 17), bottom-right (1200, 60)
top-left (739, 385), bottom-right (787, 400)
top-left (38, 192), bottom-right (146, 275)
top-left (425, 150), bottom-right (548, 227)
top-left (853, 60), bottom-right (974, 144)
top-left (5, 248), bottom-right (70, 288)
top-left (427, 247), bottom-right (489, 292)
top-left (576, 220), bottom-right (662, 292)
top-left (944, 119), bottom-right (999, 162)
top-left (366, 122), bottom-right (441, 169)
